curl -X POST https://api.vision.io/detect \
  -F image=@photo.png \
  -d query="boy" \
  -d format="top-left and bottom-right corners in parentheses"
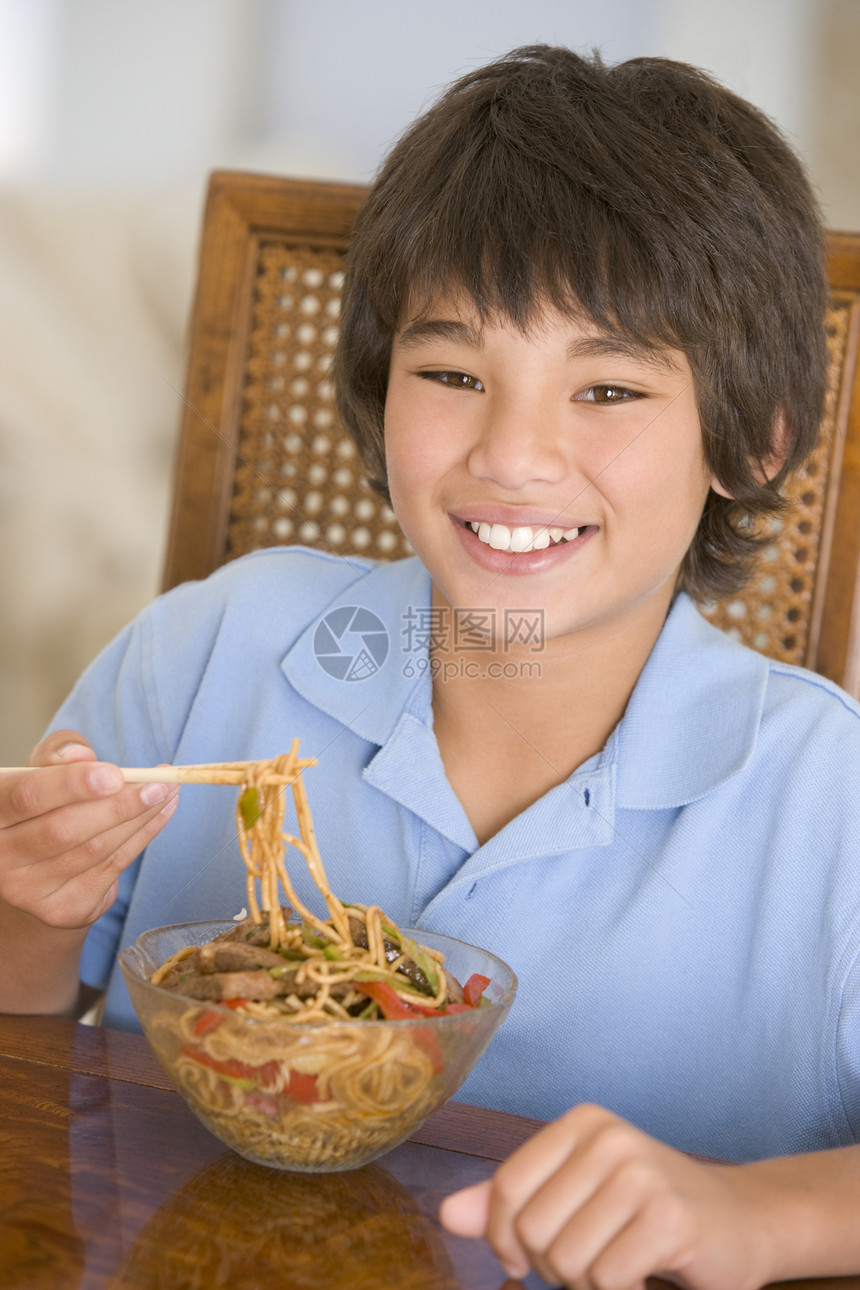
top-left (2, 44), bottom-right (860, 1288)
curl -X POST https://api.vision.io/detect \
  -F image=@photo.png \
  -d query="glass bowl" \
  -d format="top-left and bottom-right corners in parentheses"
top-left (119, 920), bottom-right (517, 1172)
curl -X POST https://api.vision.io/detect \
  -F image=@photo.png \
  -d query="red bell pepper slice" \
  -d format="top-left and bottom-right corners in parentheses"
top-left (192, 998), bottom-right (250, 1037)
top-left (463, 973), bottom-right (491, 1008)
top-left (358, 977), bottom-right (491, 1018)
top-left (180, 1044), bottom-right (281, 1090)
top-left (286, 1069), bottom-right (320, 1104)
top-left (356, 980), bottom-right (440, 1019)
top-left (193, 1011), bottom-right (222, 1037)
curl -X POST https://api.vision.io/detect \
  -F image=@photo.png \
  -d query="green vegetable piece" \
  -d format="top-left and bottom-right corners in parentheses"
top-left (218, 1072), bottom-right (255, 1091)
top-left (239, 787), bottom-right (261, 830)
top-left (301, 922), bottom-right (327, 950)
top-left (398, 933), bottom-right (439, 994)
top-left (323, 944), bottom-right (344, 961)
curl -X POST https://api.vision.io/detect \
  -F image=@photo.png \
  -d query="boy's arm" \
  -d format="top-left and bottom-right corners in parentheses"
top-left (0, 731), bottom-right (178, 1016)
top-left (440, 1103), bottom-right (860, 1289)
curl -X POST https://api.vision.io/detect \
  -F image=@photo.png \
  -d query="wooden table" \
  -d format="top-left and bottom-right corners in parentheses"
top-left (0, 1015), bottom-right (858, 1290)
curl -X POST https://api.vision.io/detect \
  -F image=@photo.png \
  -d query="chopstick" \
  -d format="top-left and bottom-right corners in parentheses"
top-left (0, 759), bottom-right (317, 785)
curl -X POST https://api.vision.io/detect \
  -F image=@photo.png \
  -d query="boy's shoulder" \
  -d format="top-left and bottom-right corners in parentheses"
top-left (678, 593), bottom-right (860, 722)
top-left (763, 653), bottom-right (860, 721)
top-left (152, 545), bottom-right (421, 636)
top-left (617, 595), bottom-right (860, 810)
top-left (172, 545), bottom-right (377, 609)
top-left (142, 546), bottom-right (431, 685)
top-left (695, 599), bottom-right (860, 786)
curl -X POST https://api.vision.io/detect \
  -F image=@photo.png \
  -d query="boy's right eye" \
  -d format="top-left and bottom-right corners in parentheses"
top-left (419, 370), bottom-right (484, 392)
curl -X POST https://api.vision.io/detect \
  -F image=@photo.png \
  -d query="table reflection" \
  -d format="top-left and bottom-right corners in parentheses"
top-left (106, 1150), bottom-right (459, 1290)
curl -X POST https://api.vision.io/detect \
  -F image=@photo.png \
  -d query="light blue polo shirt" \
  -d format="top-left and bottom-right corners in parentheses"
top-left (52, 547), bottom-right (860, 1163)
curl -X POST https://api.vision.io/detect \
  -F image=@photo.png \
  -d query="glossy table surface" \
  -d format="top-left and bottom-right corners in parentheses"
top-left (1, 1014), bottom-right (859, 1290)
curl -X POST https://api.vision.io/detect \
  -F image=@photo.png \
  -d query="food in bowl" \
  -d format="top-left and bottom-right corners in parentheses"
top-left (119, 746), bottom-right (516, 1170)
top-left (121, 920), bottom-right (515, 1171)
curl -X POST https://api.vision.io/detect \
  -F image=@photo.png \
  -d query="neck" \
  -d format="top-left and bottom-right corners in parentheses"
top-left (430, 589), bottom-right (675, 843)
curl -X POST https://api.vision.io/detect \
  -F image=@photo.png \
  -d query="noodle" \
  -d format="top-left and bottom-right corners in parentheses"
top-left (144, 741), bottom-right (492, 1170)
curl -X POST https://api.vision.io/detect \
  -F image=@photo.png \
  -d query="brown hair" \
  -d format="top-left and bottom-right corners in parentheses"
top-left (333, 45), bottom-right (828, 600)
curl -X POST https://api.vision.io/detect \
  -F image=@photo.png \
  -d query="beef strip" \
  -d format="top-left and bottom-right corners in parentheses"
top-left (165, 962), bottom-right (356, 1004)
top-left (171, 969), bottom-right (293, 1000)
top-left (196, 942), bottom-right (286, 973)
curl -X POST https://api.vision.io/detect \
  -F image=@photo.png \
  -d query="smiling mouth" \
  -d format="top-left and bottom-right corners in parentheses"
top-left (467, 520), bottom-right (584, 554)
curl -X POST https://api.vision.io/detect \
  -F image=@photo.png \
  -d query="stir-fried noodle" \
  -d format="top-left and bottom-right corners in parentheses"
top-left (145, 741), bottom-right (489, 1169)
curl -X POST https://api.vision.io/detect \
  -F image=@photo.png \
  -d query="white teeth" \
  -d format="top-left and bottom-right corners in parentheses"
top-left (468, 521), bottom-right (584, 552)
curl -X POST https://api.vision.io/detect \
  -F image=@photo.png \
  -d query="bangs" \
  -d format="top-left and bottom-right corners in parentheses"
top-left (363, 128), bottom-right (697, 356)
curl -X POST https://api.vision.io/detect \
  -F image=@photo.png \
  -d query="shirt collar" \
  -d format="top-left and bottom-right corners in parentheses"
top-left (614, 593), bottom-right (769, 809)
top-left (282, 565), bottom-right (768, 827)
top-left (280, 555), bottom-right (616, 854)
top-left (281, 555), bottom-right (434, 747)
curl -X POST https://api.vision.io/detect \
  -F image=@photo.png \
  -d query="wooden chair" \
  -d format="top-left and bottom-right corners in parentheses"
top-left (162, 171), bottom-right (860, 698)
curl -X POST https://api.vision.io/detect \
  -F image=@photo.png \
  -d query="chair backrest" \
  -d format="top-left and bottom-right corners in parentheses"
top-left (162, 172), bottom-right (860, 698)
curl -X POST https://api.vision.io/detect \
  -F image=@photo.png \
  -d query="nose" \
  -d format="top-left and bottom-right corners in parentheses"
top-left (466, 394), bottom-right (568, 490)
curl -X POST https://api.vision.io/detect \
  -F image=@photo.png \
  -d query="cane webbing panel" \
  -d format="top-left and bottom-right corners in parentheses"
top-left (225, 241), bottom-right (411, 565)
top-left (701, 296), bottom-right (852, 666)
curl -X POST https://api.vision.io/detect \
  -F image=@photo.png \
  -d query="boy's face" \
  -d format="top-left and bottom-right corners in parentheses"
top-left (384, 298), bottom-right (718, 647)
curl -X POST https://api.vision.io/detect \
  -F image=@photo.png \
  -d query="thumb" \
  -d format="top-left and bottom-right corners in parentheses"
top-left (439, 1179), bottom-right (492, 1237)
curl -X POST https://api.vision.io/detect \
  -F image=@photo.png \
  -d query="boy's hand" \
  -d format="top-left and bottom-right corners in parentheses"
top-left (439, 1104), bottom-right (774, 1290)
top-left (0, 729), bottom-right (178, 933)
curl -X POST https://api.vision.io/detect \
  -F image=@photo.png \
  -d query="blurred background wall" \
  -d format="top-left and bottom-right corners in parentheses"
top-left (1, 0), bottom-right (858, 763)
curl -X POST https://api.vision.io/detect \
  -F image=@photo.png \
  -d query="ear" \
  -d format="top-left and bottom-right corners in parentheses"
top-left (708, 409), bottom-right (790, 499)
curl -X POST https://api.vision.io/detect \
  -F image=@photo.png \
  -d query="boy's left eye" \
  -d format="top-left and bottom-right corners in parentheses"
top-left (419, 370), bottom-right (484, 391)
top-left (574, 384), bottom-right (645, 404)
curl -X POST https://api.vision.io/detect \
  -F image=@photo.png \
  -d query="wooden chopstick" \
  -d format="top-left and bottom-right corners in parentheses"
top-left (0, 758), bottom-right (317, 785)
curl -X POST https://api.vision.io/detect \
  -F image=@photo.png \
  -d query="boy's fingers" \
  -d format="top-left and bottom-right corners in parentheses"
top-left (57, 792), bottom-right (180, 888)
top-left (0, 764), bottom-right (179, 844)
top-left (441, 1181), bottom-right (530, 1281)
top-left (480, 1108), bottom-right (615, 1278)
top-left (491, 1108), bottom-right (586, 1204)
top-left (0, 761), bottom-right (127, 829)
top-left (439, 1181), bottom-right (492, 1237)
top-left (28, 730), bottom-right (98, 767)
top-left (3, 792), bottom-right (179, 929)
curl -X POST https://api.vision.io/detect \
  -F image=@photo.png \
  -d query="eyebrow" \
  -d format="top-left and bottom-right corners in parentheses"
top-left (395, 318), bottom-right (484, 350)
top-left (564, 335), bottom-right (683, 373)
